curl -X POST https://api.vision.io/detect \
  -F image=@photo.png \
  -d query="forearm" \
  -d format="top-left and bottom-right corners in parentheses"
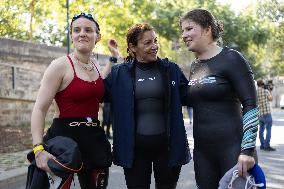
top-left (31, 108), bottom-right (47, 145)
top-left (241, 107), bottom-right (259, 156)
top-left (104, 39), bottom-right (120, 79)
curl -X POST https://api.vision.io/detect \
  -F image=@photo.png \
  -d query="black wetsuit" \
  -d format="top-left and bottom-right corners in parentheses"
top-left (187, 47), bottom-right (258, 189)
top-left (135, 61), bottom-right (165, 135)
top-left (123, 61), bottom-right (181, 189)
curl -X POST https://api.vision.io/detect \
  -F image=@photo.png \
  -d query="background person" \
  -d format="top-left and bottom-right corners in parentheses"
top-left (187, 106), bottom-right (193, 124)
top-left (257, 79), bottom-right (276, 151)
top-left (101, 102), bottom-right (112, 139)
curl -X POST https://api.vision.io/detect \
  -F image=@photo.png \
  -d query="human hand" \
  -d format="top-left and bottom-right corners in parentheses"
top-left (35, 150), bottom-right (55, 174)
top-left (237, 154), bottom-right (255, 177)
top-left (108, 39), bottom-right (120, 58)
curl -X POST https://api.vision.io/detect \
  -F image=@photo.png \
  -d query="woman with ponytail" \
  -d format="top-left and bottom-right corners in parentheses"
top-left (180, 9), bottom-right (259, 189)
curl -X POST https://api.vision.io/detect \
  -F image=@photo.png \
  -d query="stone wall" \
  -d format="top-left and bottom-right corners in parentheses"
top-left (0, 38), bottom-right (65, 127)
top-left (1, 37), bottom-right (283, 127)
top-left (0, 38), bottom-right (111, 127)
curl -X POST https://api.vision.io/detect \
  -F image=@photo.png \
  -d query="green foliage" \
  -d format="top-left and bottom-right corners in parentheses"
top-left (0, 1), bottom-right (29, 40)
top-left (255, 0), bottom-right (284, 77)
top-left (0, 0), bottom-right (282, 78)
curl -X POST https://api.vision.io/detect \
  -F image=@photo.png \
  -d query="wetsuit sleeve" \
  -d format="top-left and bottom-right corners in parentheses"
top-left (176, 64), bottom-right (189, 106)
top-left (225, 50), bottom-right (259, 156)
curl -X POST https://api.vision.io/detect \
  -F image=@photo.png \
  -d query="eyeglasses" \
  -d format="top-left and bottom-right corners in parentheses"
top-left (71, 12), bottom-right (100, 32)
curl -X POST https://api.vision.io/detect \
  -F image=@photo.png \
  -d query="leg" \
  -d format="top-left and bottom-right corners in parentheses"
top-left (193, 147), bottom-right (219, 189)
top-left (187, 107), bottom-right (193, 124)
top-left (263, 114), bottom-right (276, 151)
top-left (78, 170), bottom-right (92, 189)
top-left (78, 168), bottom-right (109, 189)
top-left (264, 114), bottom-right (273, 148)
top-left (123, 153), bottom-right (152, 189)
top-left (258, 116), bottom-right (265, 149)
top-left (218, 142), bottom-right (240, 177)
top-left (153, 147), bottom-right (181, 189)
top-left (189, 107), bottom-right (193, 124)
top-left (102, 104), bottom-right (109, 133)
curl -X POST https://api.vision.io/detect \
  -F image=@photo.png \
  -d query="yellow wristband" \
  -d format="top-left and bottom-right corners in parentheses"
top-left (33, 145), bottom-right (44, 154)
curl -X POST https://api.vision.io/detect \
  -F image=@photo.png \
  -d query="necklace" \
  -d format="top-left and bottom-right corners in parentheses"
top-left (73, 54), bottom-right (94, 71)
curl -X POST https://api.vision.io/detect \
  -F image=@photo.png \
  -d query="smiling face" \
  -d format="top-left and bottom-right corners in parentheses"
top-left (130, 30), bottom-right (159, 63)
top-left (71, 17), bottom-right (100, 53)
top-left (181, 19), bottom-right (211, 53)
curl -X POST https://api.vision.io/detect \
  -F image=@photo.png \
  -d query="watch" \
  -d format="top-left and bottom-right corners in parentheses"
top-left (109, 56), bottom-right (118, 64)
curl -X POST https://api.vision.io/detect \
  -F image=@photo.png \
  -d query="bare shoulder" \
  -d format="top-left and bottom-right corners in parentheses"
top-left (42, 56), bottom-right (70, 81)
top-left (46, 56), bottom-right (69, 75)
top-left (48, 56), bottom-right (69, 70)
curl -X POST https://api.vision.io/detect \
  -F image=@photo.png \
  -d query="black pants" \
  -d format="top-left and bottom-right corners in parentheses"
top-left (78, 168), bottom-right (109, 189)
top-left (193, 141), bottom-right (258, 189)
top-left (44, 118), bottom-right (112, 189)
top-left (124, 134), bottom-right (181, 189)
top-left (193, 141), bottom-right (241, 189)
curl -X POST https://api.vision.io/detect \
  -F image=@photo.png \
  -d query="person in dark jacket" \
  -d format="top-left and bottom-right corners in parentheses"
top-left (102, 102), bottom-right (112, 139)
top-left (104, 23), bottom-right (191, 189)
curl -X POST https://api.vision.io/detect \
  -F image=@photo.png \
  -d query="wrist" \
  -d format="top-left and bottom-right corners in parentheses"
top-left (33, 143), bottom-right (45, 154)
top-left (109, 56), bottom-right (118, 64)
top-left (240, 148), bottom-right (254, 157)
top-left (33, 142), bottom-right (43, 147)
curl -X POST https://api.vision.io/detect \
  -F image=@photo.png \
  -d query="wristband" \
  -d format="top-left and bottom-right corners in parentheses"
top-left (109, 56), bottom-right (118, 64)
top-left (33, 142), bottom-right (43, 147)
top-left (33, 144), bottom-right (44, 154)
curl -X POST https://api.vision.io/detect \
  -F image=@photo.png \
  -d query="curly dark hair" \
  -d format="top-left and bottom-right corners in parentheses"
top-left (126, 23), bottom-right (154, 60)
top-left (180, 9), bottom-right (223, 42)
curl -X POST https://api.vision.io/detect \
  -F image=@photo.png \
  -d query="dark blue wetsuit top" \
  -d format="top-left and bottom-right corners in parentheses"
top-left (135, 61), bottom-right (165, 135)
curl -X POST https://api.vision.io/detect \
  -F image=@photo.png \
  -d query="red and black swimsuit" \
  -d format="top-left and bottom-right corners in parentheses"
top-left (55, 55), bottom-right (104, 118)
top-left (44, 56), bottom-right (111, 170)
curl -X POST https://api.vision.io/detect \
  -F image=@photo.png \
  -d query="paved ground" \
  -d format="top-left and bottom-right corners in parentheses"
top-left (1, 110), bottom-right (284, 189)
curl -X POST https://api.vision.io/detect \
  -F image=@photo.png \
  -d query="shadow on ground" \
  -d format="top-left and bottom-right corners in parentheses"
top-left (258, 143), bottom-right (284, 189)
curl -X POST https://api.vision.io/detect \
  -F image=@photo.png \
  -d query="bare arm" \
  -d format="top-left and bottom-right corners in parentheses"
top-left (31, 60), bottom-right (64, 145)
top-left (31, 59), bottom-right (65, 172)
top-left (102, 39), bottom-right (120, 78)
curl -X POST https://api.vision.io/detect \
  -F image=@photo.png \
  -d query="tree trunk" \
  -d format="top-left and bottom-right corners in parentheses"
top-left (29, 0), bottom-right (36, 40)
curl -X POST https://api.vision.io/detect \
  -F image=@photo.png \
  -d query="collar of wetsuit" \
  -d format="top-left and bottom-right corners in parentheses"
top-left (136, 60), bottom-right (157, 70)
